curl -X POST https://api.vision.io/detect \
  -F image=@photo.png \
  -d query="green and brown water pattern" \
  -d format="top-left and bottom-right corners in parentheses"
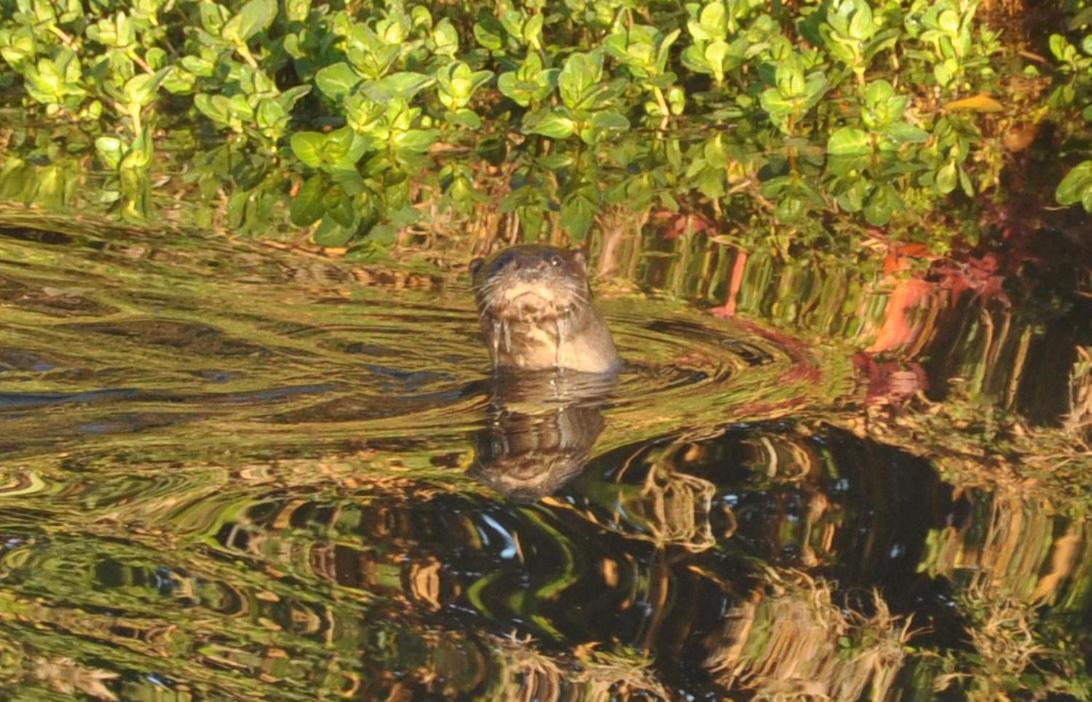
top-left (0, 211), bottom-right (1089, 700)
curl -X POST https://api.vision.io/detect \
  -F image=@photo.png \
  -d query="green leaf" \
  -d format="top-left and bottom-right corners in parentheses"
top-left (445, 108), bottom-right (482, 129)
top-left (775, 58), bottom-right (805, 98)
top-left (199, 3), bottom-right (230, 35)
top-left (864, 185), bottom-right (901, 225)
top-left (938, 9), bottom-right (960, 34)
top-left (703, 136), bottom-right (728, 168)
top-left (933, 59), bottom-right (957, 87)
top-left (884, 122), bottom-right (929, 144)
top-left (430, 18), bottom-right (459, 56)
top-left (523, 12), bottom-right (544, 47)
top-left (698, 2), bottom-right (728, 40)
top-left (473, 21), bottom-right (504, 51)
top-left (696, 166), bottom-right (725, 199)
top-left (315, 62), bottom-right (361, 100)
top-left (119, 126), bottom-right (153, 170)
top-left (558, 51), bottom-right (603, 110)
top-left (388, 204), bottom-right (422, 227)
top-left (775, 195), bottom-right (806, 223)
top-left (958, 165), bottom-right (974, 196)
top-left (848, 0), bottom-right (875, 40)
top-left (935, 162), bottom-right (958, 194)
top-left (313, 214), bottom-right (355, 246)
top-left (524, 110), bottom-right (575, 139)
top-left (368, 222), bottom-right (400, 244)
top-left (290, 175), bottom-right (326, 226)
top-left (1056, 160), bottom-right (1092, 210)
top-left (368, 72), bottom-right (433, 101)
top-left (290, 131), bottom-right (325, 168)
top-left (256, 99), bottom-right (287, 133)
top-left (590, 111), bottom-right (629, 130)
top-left (325, 126), bottom-right (369, 169)
top-left (95, 136), bottom-right (124, 170)
top-left (704, 40), bottom-right (729, 81)
top-left (561, 191), bottom-right (595, 240)
top-left (222, 0), bottom-right (276, 43)
top-left (123, 68), bottom-right (170, 107)
top-left (834, 178), bottom-right (869, 212)
top-left (393, 129), bottom-right (438, 153)
top-left (286, 0), bottom-right (311, 23)
top-left (194, 93), bottom-right (229, 123)
top-left (278, 85), bottom-right (312, 110)
top-left (180, 55), bottom-right (216, 77)
top-left (323, 185), bottom-right (356, 227)
top-left (827, 127), bottom-right (871, 155)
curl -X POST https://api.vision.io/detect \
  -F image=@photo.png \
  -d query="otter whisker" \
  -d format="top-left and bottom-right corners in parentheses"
top-left (554, 316), bottom-right (563, 367)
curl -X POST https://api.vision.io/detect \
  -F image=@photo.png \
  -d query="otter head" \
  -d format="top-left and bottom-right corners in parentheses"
top-left (470, 245), bottom-right (617, 374)
top-left (469, 245), bottom-right (590, 325)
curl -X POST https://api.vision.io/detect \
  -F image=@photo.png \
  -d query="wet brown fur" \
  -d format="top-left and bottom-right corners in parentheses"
top-left (470, 245), bottom-right (620, 374)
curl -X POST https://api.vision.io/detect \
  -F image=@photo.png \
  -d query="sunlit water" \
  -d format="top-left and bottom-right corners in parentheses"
top-left (0, 214), bottom-right (1088, 700)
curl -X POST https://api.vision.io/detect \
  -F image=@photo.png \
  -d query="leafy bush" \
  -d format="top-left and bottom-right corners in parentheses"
top-left (0, 0), bottom-right (1088, 254)
top-left (1048, 7), bottom-right (1092, 212)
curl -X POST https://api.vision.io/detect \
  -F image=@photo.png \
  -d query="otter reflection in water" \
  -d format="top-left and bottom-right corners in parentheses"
top-left (471, 370), bottom-right (615, 501)
top-left (469, 245), bottom-right (619, 499)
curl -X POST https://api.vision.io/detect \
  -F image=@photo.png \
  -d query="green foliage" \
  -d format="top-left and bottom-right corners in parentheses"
top-left (1047, 4), bottom-right (1092, 213)
top-left (0, 0), bottom-right (1089, 249)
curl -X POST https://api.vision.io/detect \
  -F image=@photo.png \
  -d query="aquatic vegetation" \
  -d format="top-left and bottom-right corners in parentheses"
top-left (0, 0), bottom-right (1089, 257)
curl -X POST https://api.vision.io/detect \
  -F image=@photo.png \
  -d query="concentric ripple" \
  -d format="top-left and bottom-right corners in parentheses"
top-left (0, 214), bottom-right (852, 468)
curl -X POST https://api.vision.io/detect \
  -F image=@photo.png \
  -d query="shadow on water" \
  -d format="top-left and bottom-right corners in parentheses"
top-left (0, 211), bottom-right (1089, 700)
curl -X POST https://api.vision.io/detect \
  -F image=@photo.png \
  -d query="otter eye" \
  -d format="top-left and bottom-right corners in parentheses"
top-left (550, 255), bottom-right (562, 267)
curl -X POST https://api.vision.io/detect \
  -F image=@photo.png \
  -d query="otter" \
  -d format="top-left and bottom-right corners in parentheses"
top-left (469, 245), bottom-right (620, 374)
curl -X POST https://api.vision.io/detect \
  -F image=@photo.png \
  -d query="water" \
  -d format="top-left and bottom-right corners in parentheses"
top-left (0, 211), bottom-right (1089, 700)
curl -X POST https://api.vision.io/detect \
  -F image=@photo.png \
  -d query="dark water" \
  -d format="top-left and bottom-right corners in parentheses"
top-left (0, 211), bottom-right (1089, 700)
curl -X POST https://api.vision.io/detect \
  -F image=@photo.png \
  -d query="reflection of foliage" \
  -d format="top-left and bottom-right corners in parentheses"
top-left (933, 586), bottom-right (1092, 701)
top-left (704, 571), bottom-right (910, 699)
top-left (0, 0), bottom-right (1088, 253)
top-left (1067, 346), bottom-right (1092, 436)
top-left (846, 388), bottom-right (1092, 504)
top-left (568, 444), bottom-right (719, 552)
top-left (482, 637), bottom-right (668, 701)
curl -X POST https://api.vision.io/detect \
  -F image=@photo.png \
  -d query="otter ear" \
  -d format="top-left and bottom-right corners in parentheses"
top-left (469, 257), bottom-right (484, 276)
top-left (570, 249), bottom-right (588, 274)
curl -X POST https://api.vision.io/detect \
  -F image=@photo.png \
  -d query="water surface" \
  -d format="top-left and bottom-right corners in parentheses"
top-left (0, 212), bottom-right (1088, 700)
